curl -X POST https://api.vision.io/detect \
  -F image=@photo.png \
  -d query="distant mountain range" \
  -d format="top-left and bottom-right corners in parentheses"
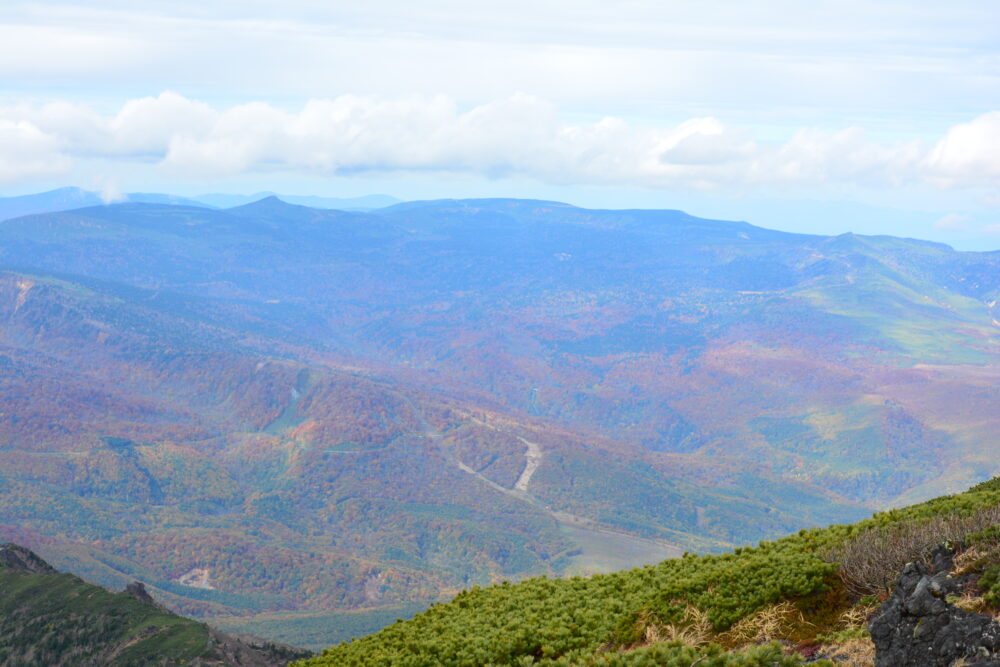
top-left (1, 193), bottom-right (998, 647)
top-left (192, 192), bottom-right (400, 210)
top-left (0, 187), bottom-right (400, 221)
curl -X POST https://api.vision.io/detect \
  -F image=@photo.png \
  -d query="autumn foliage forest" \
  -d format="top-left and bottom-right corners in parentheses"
top-left (2, 197), bottom-right (1000, 646)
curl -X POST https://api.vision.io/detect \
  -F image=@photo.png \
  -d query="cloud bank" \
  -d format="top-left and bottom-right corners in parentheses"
top-left (0, 92), bottom-right (998, 193)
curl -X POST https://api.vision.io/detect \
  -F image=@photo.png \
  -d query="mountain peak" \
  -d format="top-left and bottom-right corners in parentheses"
top-left (254, 195), bottom-right (284, 205)
top-left (226, 195), bottom-right (314, 215)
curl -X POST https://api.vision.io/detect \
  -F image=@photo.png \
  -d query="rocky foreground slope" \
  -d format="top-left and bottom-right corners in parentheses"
top-left (0, 543), bottom-right (310, 666)
top-left (298, 477), bottom-right (1000, 666)
top-left (869, 544), bottom-right (1000, 666)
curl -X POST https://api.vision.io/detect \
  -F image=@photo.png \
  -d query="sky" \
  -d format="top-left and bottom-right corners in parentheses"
top-left (1, 1), bottom-right (1000, 248)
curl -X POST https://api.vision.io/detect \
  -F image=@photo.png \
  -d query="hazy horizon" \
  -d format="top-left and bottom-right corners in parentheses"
top-left (2, 2), bottom-right (1000, 248)
top-left (5, 183), bottom-right (1000, 252)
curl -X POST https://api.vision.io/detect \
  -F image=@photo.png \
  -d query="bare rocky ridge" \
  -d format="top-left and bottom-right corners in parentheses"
top-left (0, 543), bottom-right (57, 574)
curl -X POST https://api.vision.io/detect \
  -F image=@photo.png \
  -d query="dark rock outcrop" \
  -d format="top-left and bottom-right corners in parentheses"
top-left (870, 547), bottom-right (1000, 666)
top-left (0, 542), bottom-right (57, 574)
top-left (124, 580), bottom-right (157, 605)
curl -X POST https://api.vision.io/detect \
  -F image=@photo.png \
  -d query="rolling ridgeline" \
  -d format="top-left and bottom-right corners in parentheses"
top-left (1, 196), bottom-right (1000, 651)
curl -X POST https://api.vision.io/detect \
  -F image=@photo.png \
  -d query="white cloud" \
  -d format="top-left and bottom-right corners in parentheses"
top-left (923, 112), bottom-right (1000, 187)
top-left (0, 22), bottom-right (149, 77)
top-left (659, 120), bottom-right (755, 167)
top-left (95, 176), bottom-right (124, 203)
top-left (752, 127), bottom-right (924, 186)
top-left (2, 2), bottom-right (999, 128)
top-left (109, 93), bottom-right (217, 156)
top-left (0, 91), bottom-right (999, 193)
top-left (0, 118), bottom-right (70, 183)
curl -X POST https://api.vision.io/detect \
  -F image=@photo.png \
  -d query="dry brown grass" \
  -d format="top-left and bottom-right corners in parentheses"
top-left (951, 592), bottom-right (988, 613)
top-left (954, 542), bottom-right (1000, 578)
top-left (826, 505), bottom-right (1000, 597)
top-left (819, 637), bottom-right (875, 667)
top-left (720, 601), bottom-right (807, 645)
top-left (954, 545), bottom-right (989, 575)
top-left (641, 606), bottom-right (712, 647)
top-left (627, 606), bottom-right (713, 649)
top-left (837, 602), bottom-right (878, 630)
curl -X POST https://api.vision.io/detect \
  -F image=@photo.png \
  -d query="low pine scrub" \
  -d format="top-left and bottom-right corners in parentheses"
top-left (297, 479), bottom-right (1000, 666)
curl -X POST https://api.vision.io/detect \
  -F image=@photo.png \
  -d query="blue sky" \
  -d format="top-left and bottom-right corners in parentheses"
top-left (2, 1), bottom-right (1000, 247)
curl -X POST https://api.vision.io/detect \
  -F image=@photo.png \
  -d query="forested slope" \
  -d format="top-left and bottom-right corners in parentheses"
top-left (0, 543), bottom-right (309, 666)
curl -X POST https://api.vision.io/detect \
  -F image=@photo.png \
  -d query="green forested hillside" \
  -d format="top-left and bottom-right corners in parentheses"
top-left (299, 478), bottom-right (1000, 666)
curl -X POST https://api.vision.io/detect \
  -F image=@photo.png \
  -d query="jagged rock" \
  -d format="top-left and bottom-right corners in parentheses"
top-left (125, 580), bottom-right (156, 605)
top-left (0, 542), bottom-right (57, 574)
top-left (869, 547), bottom-right (1000, 666)
top-left (930, 544), bottom-right (956, 574)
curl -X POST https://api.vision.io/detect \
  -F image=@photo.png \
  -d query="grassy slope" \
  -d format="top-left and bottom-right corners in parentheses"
top-left (0, 567), bottom-right (213, 665)
top-left (299, 478), bottom-right (1000, 666)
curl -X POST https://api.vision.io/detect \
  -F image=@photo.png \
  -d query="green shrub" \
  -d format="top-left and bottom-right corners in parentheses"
top-left (980, 566), bottom-right (1000, 606)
